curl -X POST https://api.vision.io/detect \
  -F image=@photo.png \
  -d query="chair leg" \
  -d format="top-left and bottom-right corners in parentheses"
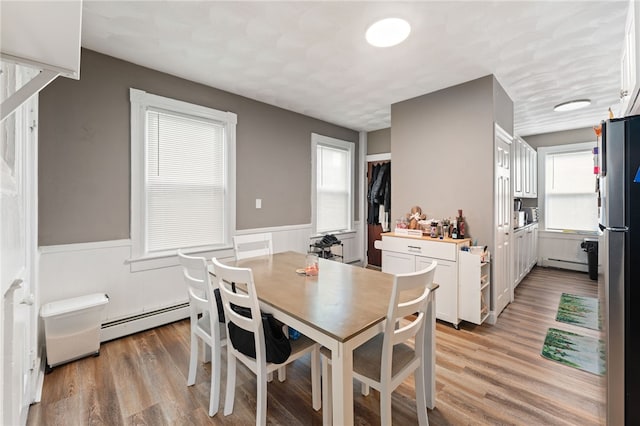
top-left (208, 340), bottom-right (221, 417)
top-left (224, 349), bottom-right (236, 416)
top-left (415, 368), bottom-right (429, 426)
top-left (361, 381), bottom-right (370, 396)
top-left (267, 371), bottom-right (273, 382)
top-left (256, 364), bottom-right (268, 426)
top-left (321, 356), bottom-right (332, 426)
top-left (380, 389), bottom-right (393, 426)
top-left (187, 332), bottom-right (198, 386)
top-left (277, 366), bottom-right (286, 382)
top-left (311, 346), bottom-right (321, 410)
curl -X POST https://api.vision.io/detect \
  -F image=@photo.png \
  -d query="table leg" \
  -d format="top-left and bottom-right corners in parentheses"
top-left (331, 343), bottom-right (353, 425)
top-left (424, 291), bottom-right (436, 409)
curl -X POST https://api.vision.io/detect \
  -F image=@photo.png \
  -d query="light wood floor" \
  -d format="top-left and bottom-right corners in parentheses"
top-left (27, 266), bottom-right (605, 425)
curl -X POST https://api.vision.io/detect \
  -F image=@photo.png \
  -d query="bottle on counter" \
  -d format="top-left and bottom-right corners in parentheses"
top-left (451, 219), bottom-right (458, 239)
top-left (457, 209), bottom-right (465, 239)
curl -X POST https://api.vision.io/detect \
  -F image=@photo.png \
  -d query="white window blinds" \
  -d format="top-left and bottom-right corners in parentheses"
top-left (313, 134), bottom-right (353, 234)
top-left (545, 150), bottom-right (598, 231)
top-left (145, 110), bottom-right (225, 252)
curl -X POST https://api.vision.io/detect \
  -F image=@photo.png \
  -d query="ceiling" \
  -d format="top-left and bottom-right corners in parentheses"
top-left (81, 1), bottom-right (629, 137)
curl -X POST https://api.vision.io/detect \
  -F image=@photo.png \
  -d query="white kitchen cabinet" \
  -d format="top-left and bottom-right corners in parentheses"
top-left (459, 251), bottom-right (490, 325)
top-left (381, 234), bottom-right (470, 328)
top-left (416, 256), bottom-right (458, 326)
top-left (622, 0), bottom-right (639, 115)
top-left (512, 137), bottom-right (537, 199)
top-left (513, 222), bottom-right (538, 287)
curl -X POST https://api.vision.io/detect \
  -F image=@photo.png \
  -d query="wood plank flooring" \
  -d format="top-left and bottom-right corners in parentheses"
top-left (27, 266), bottom-right (605, 425)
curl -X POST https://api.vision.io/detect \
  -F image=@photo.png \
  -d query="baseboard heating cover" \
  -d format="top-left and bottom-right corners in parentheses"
top-left (100, 302), bottom-right (189, 342)
top-left (543, 257), bottom-right (588, 272)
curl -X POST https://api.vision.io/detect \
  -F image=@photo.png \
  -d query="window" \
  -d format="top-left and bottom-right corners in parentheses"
top-left (311, 133), bottom-right (354, 234)
top-left (540, 143), bottom-right (598, 232)
top-left (130, 89), bottom-right (236, 260)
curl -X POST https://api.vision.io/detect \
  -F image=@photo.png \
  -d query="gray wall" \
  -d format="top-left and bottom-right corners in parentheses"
top-left (367, 128), bottom-right (391, 155)
top-left (39, 49), bottom-right (359, 245)
top-left (522, 127), bottom-right (594, 149)
top-left (391, 75), bottom-right (512, 252)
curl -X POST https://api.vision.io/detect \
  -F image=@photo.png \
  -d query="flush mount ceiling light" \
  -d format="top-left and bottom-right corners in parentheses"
top-left (553, 99), bottom-right (591, 112)
top-left (365, 18), bottom-right (411, 47)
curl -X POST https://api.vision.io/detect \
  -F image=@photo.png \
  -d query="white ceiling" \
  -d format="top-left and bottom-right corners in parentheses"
top-left (81, 1), bottom-right (629, 136)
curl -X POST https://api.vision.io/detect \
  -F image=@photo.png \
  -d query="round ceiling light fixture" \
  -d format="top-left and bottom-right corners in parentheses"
top-left (365, 18), bottom-right (411, 47)
top-left (553, 99), bottom-right (591, 112)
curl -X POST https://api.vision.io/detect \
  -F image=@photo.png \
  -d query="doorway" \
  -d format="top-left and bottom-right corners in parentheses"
top-left (366, 156), bottom-right (391, 268)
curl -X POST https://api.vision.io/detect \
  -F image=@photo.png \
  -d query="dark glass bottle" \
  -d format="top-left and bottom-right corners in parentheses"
top-left (457, 209), bottom-right (465, 239)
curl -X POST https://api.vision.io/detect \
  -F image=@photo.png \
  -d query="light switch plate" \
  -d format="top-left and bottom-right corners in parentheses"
top-left (256, 198), bottom-right (262, 209)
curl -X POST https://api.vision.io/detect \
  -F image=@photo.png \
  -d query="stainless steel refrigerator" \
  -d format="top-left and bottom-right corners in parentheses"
top-left (599, 116), bottom-right (640, 425)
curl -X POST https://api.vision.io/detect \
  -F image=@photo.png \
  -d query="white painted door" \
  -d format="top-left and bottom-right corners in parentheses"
top-left (1, 62), bottom-right (39, 425)
top-left (494, 124), bottom-right (512, 316)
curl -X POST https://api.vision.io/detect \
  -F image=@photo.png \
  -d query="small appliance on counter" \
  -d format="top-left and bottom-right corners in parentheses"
top-left (513, 211), bottom-right (525, 228)
top-left (522, 207), bottom-right (538, 223)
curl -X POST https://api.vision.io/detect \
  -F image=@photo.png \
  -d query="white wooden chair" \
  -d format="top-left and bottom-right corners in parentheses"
top-left (233, 232), bottom-right (273, 260)
top-left (320, 261), bottom-right (437, 426)
top-left (211, 257), bottom-right (321, 426)
top-left (177, 250), bottom-right (227, 417)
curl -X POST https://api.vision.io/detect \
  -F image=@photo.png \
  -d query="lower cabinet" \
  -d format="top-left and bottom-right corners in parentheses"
top-left (415, 256), bottom-right (458, 326)
top-left (381, 234), bottom-right (470, 328)
top-left (513, 223), bottom-right (538, 287)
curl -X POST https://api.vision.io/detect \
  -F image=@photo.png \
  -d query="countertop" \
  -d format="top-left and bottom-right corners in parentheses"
top-left (382, 232), bottom-right (472, 245)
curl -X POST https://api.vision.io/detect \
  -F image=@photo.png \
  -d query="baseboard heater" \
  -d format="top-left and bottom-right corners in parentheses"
top-left (547, 258), bottom-right (587, 265)
top-left (100, 302), bottom-right (190, 342)
top-left (544, 258), bottom-right (588, 273)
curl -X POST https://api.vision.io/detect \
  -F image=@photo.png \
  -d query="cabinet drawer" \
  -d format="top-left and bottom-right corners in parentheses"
top-left (382, 236), bottom-right (456, 261)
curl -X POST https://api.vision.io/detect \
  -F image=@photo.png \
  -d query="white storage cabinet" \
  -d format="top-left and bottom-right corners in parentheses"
top-left (381, 234), bottom-right (470, 328)
top-left (40, 293), bottom-right (109, 368)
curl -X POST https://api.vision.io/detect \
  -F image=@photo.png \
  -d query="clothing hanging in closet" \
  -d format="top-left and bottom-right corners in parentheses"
top-left (367, 162), bottom-right (390, 230)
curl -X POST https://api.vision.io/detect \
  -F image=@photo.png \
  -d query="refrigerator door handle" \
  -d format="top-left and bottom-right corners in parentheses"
top-left (599, 223), bottom-right (629, 232)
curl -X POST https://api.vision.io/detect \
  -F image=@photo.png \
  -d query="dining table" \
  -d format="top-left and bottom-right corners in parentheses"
top-left (224, 251), bottom-right (438, 425)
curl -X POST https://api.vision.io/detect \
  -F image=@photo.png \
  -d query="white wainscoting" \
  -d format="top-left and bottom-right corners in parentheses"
top-left (538, 230), bottom-right (596, 272)
top-left (38, 224), bottom-right (363, 342)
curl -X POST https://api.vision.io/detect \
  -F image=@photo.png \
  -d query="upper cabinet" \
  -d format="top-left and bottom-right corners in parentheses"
top-left (0, 1), bottom-right (82, 79)
top-left (622, 0), bottom-right (640, 115)
top-left (513, 136), bottom-right (537, 199)
top-left (0, 1), bottom-right (82, 121)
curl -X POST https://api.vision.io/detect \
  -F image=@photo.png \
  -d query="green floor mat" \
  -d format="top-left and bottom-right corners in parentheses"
top-left (541, 328), bottom-right (605, 375)
top-left (555, 293), bottom-right (600, 330)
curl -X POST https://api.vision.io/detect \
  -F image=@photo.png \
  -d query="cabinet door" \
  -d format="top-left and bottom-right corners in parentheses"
top-left (514, 232), bottom-right (526, 285)
top-left (381, 251), bottom-right (414, 275)
top-left (531, 149), bottom-right (538, 197)
top-left (416, 256), bottom-right (457, 325)
top-left (524, 146), bottom-right (531, 196)
top-left (513, 138), bottom-right (523, 197)
top-left (622, 0), bottom-right (637, 115)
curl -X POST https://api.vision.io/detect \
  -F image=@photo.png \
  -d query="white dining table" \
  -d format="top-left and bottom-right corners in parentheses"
top-left (225, 251), bottom-right (438, 425)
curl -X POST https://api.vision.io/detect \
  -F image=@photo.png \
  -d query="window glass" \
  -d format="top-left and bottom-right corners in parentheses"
top-left (312, 134), bottom-right (354, 234)
top-left (545, 150), bottom-right (598, 231)
top-left (130, 89), bottom-right (236, 259)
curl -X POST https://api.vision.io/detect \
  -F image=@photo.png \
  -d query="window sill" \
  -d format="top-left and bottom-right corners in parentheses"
top-left (127, 245), bottom-right (235, 272)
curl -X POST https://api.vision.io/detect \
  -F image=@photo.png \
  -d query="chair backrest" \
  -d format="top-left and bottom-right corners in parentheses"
top-left (211, 258), bottom-right (266, 361)
top-left (381, 261), bottom-right (437, 377)
top-left (178, 250), bottom-right (218, 319)
top-left (233, 233), bottom-right (273, 260)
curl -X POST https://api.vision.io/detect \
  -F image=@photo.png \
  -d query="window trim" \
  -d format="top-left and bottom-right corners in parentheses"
top-left (129, 88), bottom-right (236, 264)
top-left (538, 141), bottom-right (597, 232)
top-left (311, 133), bottom-right (355, 234)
